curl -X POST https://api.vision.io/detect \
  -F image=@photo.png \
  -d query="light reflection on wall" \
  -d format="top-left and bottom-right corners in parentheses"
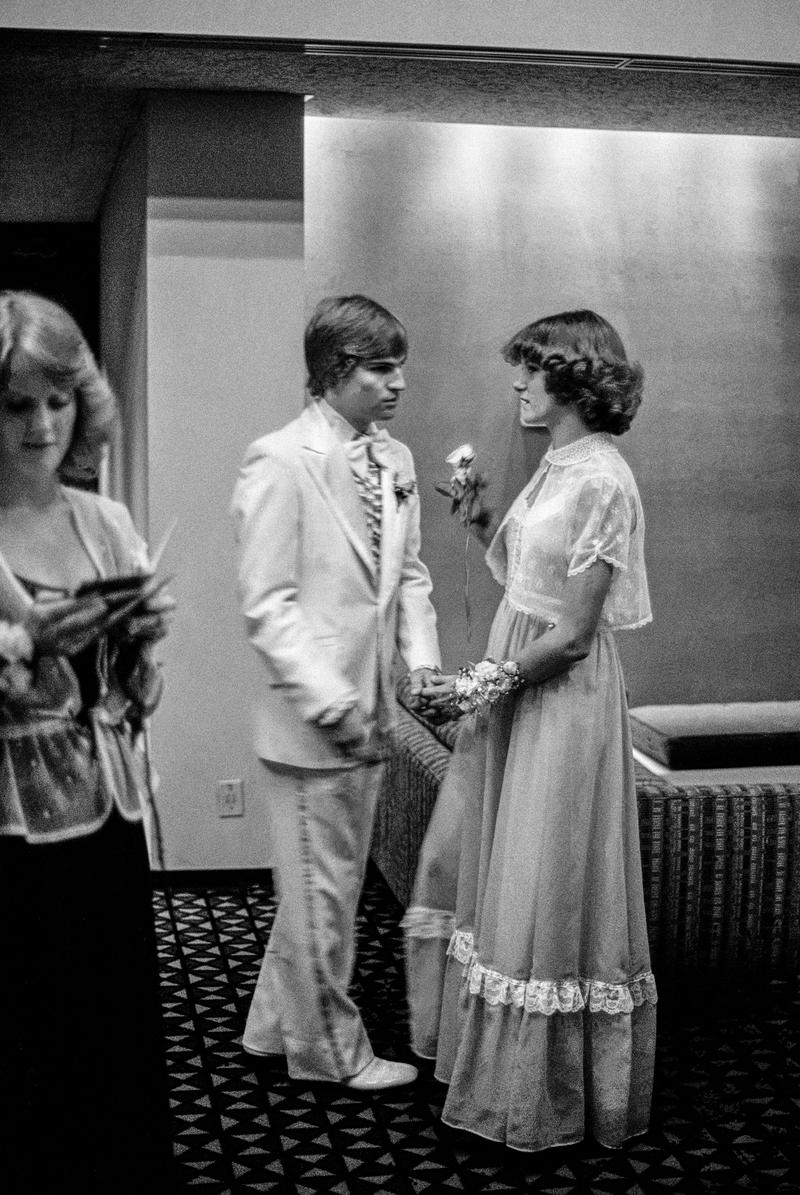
top-left (306, 116), bottom-right (800, 702)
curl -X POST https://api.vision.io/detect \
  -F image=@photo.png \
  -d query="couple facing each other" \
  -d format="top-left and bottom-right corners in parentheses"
top-left (232, 293), bottom-right (657, 1151)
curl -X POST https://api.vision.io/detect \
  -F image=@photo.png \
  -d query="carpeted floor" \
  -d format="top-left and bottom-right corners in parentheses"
top-left (156, 867), bottom-right (799, 1194)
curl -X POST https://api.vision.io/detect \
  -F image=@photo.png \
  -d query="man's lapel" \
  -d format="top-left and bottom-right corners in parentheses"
top-left (299, 403), bottom-right (376, 580)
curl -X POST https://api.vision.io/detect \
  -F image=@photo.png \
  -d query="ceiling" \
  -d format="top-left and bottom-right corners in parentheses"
top-left (2, 28), bottom-right (800, 222)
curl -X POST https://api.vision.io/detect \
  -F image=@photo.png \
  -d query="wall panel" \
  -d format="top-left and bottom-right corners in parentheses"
top-left (306, 117), bottom-right (800, 703)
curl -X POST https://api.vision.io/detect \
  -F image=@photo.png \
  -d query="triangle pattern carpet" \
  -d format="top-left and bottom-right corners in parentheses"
top-left (156, 866), bottom-right (799, 1193)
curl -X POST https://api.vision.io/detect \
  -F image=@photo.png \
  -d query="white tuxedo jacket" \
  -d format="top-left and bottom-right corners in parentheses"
top-left (231, 401), bottom-right (441, 769)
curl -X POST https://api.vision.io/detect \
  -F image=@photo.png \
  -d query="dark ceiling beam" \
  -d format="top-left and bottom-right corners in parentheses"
top-left (4, 27), bottom-right (800, 76)
top-left (2, 27), bottom-right (800, 222)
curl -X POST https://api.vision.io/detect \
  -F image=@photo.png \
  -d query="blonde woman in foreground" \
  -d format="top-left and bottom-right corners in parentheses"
top-left (0, 292), bottom-right (176, 1193)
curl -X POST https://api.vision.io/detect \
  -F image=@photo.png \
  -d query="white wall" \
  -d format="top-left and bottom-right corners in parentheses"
top-left (100, 92), bottom-right (305, 870)
top-left (3, 0), bottom-right (800, 64)
top-left (146, 196), bottom-right (304, 870)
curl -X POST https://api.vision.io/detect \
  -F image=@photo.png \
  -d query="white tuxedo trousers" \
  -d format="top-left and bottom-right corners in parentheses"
top-left (243, 759), bottom-right (384, 1081)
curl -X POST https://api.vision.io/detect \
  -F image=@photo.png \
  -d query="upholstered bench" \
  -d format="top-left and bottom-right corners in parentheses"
top-left (629, 702), bottom-right (800, 772)
top-left (372, 689), bottom-right (800, 975)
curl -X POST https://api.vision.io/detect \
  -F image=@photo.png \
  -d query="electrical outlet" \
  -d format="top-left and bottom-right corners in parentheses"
top-left (216, 779), bottom-right (245, 818)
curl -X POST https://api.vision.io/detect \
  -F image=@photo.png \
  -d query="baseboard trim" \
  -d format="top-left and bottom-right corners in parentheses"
top-left (151, 859), bottom-right (393, 894)
top-left (152, 867), bottom-right (272, 889)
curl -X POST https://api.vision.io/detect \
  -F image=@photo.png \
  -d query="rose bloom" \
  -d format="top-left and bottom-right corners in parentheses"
top-left (446, 443), bottom-right (475, 470)
top-left (455, 674), bottom-right (480, 697)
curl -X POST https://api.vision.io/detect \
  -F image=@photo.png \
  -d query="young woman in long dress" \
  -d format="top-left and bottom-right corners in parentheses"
top-left (404, 310), bottom-right (656, 1152)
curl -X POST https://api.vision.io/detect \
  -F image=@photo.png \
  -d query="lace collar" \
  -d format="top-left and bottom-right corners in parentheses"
top-left (544, 432), bottom-right (617, 467)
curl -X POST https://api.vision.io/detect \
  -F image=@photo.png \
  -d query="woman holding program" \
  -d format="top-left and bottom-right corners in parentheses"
top-left (0, 291), bottom-right (176, 1193)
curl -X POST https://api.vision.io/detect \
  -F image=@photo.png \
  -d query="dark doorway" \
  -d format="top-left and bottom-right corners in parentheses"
top-left (1, 224), bottom-right (101, 487)
top-left (0, 223), bottom-right (99, 352)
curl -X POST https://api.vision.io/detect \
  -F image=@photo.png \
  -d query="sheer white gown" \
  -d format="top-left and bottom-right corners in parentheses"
top-left (403, 433), bottom-right (657, 1152)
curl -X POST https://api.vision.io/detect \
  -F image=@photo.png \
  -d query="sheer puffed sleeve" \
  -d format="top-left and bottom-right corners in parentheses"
top-left (567, 475), bottom-right (634, 577)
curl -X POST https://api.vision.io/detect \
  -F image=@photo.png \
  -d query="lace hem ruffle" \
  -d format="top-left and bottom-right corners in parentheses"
top-left (448, 929), bottom-right (658, 1016)
top-left (401, 905), bottom-right (456, 939)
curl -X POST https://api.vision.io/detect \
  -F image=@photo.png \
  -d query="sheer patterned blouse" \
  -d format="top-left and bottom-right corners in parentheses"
top-left (0, 487), bottom-right (161, 844)
top-left (485, 432), bottom-right (652, 632)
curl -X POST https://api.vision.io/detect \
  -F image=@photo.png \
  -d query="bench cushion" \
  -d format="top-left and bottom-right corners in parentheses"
top-left (629, 702), bottom-right (800, 769)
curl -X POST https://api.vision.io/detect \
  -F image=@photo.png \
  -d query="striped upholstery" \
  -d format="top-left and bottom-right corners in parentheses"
top-left (372, 698), bottom-right (800, 974)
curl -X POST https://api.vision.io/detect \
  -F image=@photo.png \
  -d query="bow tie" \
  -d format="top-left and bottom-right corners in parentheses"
top-left (344, 430), bottom-right (391, 477)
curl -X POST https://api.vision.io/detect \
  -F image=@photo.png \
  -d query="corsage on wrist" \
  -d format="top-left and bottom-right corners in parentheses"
top-left (450, 657), bottom-right (523, 715)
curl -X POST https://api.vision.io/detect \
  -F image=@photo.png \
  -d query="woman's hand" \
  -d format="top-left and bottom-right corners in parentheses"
top-left (407, 667), bottom-right (459, 724)
top-left (416, 673), bottom-right (463, 721)
top-left (118, 587), bottom-right (176, 644)
top-left (25, 593), bottom-right (109, 657)
top-left (406, 666), bottom-right (441, 709)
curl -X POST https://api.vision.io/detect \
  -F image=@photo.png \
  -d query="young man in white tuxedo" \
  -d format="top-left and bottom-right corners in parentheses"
top-left (231, 295), bottom-right (441, 1090)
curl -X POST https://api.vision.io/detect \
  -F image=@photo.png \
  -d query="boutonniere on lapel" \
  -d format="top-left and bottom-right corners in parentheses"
top-left (393, 475), bottom-right (417, 508)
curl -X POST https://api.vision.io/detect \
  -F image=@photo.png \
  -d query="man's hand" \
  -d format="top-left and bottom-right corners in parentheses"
top-left (327, 706), bottom-right (368, 750)
top-left (119, 588), bottom-right (177, 644)
top-left (325, 706), bottom-right (387, 765)
top-left (406, 667), bottom-right (441, 711)
top-left (417, 673), bottom-right (463, 721)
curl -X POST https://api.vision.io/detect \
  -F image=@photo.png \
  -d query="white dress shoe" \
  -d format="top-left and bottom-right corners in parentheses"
top-left (243, 1042), bottom-right (283, 1058)
top-left (343, 1057), bottom-right (418, 1091)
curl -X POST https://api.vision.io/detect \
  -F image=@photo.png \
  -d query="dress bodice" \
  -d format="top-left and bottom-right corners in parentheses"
top-left (485, 433), bottom-right (652, 631)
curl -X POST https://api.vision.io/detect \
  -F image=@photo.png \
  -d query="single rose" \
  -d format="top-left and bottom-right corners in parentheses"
top-left (445, 444), bottom-right (476, 470)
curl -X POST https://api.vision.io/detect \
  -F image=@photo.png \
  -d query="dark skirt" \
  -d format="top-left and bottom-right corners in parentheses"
top-left (0, 811), bottom-right (176, 1194)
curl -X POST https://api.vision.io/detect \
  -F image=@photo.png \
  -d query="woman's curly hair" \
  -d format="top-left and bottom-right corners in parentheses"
top-left (0, 291), bottom-right (117, 473)
top-left (502, 309), bottom-right (643, 435)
